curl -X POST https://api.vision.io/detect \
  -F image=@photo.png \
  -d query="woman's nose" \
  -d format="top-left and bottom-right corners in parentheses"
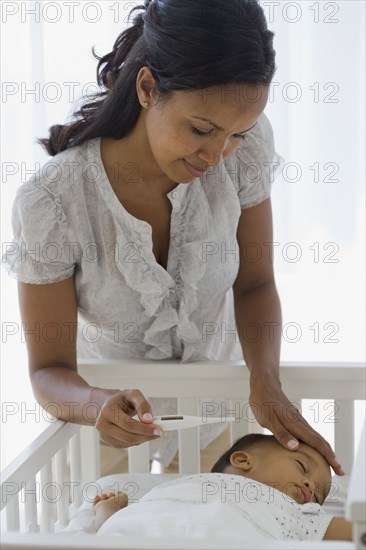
top-left (198, 150), bottom-right (223, 167)
top-left (198, 140), bottom-right (229, 166)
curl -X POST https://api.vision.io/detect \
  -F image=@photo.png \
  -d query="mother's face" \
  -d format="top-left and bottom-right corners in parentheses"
top-left (137, 69), bottom-right (269, 184)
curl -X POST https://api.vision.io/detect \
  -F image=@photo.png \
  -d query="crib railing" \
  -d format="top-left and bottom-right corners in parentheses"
top-left (76, 359), bottom-right (365, 478)
top-left (1, 360), bottom-right (365, 547)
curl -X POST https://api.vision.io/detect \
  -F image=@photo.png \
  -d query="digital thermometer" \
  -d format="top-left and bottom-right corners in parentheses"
top-left (133, 414), bottom-right (236, 431)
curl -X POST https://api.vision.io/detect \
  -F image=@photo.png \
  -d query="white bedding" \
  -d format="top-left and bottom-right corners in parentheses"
top-left (62, 473), bottom-right (180, 535)
top-left (61, 473), bottom-right (350, 538)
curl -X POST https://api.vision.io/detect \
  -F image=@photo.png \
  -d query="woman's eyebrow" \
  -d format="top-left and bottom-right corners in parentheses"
top-left (191, 116), bottom-right (258, 134)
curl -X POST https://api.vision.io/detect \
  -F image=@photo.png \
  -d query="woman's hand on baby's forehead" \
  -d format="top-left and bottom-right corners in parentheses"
top-left (290, 423), bottom-right (345, 477)
top-left (94, 389), bottom-right (164, 448)
top-left (249, 380), bottom-right (345, 476)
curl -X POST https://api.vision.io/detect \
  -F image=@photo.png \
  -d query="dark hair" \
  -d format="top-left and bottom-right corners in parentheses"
top-left (211, 433), bottom-right (276, 473)
top-left (38, 0), bottom-right (277, 156)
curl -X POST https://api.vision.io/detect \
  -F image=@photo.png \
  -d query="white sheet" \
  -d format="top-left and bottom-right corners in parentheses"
top-left (61, 473), bottom-right (349, 538)
top-left (62, 473), bottom-right (180, 535)
top-left (97, 474), bottom-right (335, 541)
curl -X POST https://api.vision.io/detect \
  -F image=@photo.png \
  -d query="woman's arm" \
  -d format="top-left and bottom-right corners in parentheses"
top-left (17, 278), bottom-right (163, 447)
top-left (232, 198), bottom-right (344, 476)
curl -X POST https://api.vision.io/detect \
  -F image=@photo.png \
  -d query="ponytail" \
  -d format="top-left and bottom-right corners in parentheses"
top-left (96, 3), bottom-right (147, 91)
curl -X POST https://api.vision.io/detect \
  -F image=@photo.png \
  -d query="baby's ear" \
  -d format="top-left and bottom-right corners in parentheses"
top-left (229, 451), bottom-right (253, 471)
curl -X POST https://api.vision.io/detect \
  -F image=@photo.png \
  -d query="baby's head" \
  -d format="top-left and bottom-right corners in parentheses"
top-left (211, 434), bottom-right (331, 505)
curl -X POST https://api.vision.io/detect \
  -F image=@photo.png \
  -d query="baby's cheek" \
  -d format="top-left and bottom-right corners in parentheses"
top-left (282, 483), bottom-right (300, 504)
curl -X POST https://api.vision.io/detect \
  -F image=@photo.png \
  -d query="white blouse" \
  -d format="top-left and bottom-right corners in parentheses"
top-left (2, 112), bottom-right (284, 466)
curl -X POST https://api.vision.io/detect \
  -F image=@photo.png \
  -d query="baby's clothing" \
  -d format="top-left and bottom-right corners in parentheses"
top-left (97, 473), bottom-right (334, 541)
top-left (1, 112), bottom-right (284, 466)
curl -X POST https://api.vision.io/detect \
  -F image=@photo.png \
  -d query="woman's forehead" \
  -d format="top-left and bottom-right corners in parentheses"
top-left (169, 87), bottom-right (268, 126)
top-left (170, 83), bottom-right (266, 104)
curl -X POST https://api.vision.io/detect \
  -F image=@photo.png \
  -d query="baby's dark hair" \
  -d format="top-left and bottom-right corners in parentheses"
top-left (211, 433), bottom-right (276, 473)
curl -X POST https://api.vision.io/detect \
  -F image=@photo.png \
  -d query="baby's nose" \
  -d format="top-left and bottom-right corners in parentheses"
top-left (304, 480), bottom-right (316, 499)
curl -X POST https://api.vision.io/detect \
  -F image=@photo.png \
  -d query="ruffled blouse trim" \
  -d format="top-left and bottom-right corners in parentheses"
top-left (89, 137), bottom-right (206, 362)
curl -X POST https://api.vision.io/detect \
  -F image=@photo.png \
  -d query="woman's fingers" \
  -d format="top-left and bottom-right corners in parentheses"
top-left (273, 402), bottom-right (346, 475)
top-left (98, 428), bottom-right (160, 448)
top-left (250, 386), bottom-right (345, 476)
top-left (95, 389), bottom-right (164, 448)
top-left (306, 434), bottom-right (345, 475)
top-left (96, 417), bottom-right (163, 447)
top-left (123, 389), bottom-right (154, 423)
top-left (280, 414), bottom-right (345, 475)
top-left (262, 402), bottom-right (300, 450)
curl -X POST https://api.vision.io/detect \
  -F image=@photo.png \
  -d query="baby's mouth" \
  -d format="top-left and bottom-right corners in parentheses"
top-left (295, 484), bottom-right (313, 504)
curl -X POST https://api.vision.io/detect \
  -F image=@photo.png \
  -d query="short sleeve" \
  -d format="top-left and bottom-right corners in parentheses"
top-left (224, 112), bottom-right (285, 209)
top-left (1, 177), bottom-right (76, 284)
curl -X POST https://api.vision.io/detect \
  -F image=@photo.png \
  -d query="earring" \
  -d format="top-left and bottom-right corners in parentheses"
top-left (143, 101), bottom-right (149, 108)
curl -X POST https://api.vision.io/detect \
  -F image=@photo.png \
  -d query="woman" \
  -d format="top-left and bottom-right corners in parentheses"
top-left (2, 0), bottom-right (344, 476)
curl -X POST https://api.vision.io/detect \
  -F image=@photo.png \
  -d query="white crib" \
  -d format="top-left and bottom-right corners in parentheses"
top-left (1, 360), bottom-right (365, 549)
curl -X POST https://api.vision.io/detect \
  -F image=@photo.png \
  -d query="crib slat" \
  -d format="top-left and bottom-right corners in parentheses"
top-left (248, 405), bottom-right (265, 435)
top-left (178, 426), bottom-right (200, 474)
top-left (79, 426), bottom-right (100, 486)
top-left (334, 399), bottom-right (354, 474)
top-left (229, 399), bottom-right (250, 444)
top-left (40, 460), bottom-right (54, 533)
top-left (69, 432), bottom-right (82, 508)
top-left (128, 443), bottom-right (150, 473)
top-left (54, 448), bottom-right (68, 528)
top-left (178, 398), bottom-right (200, 474)
top-left (5, 495), bottom-right (20, 532)
top-left (23, 477), bottom-right (39, 533)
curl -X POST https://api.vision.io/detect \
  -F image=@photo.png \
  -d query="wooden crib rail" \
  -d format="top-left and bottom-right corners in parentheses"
top-left (0, 531), bottom-right (361, 549)
top-left (77, 359), bottom-right (365, 476)
top-left (1, 421), bottom-right (80, 532)
top-left (77, 359), bottom-right (365, 399)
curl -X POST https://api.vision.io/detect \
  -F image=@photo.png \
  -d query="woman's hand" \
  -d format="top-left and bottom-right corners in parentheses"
top-left (249, 377), bottom-right (346, 476)
top-left (95, 389), bottom-right (164, 448)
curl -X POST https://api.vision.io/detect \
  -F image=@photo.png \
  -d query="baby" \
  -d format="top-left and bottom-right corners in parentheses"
top-left (92, 433), bottom-right (352, 542)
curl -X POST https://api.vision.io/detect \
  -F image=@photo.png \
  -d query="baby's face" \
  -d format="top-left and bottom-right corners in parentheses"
top-left (230, 441), bottom-right (332, 505)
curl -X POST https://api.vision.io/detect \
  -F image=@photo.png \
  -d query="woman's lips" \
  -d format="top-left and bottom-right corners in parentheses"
top-left (296, 484), bottom-right (313, 503)
top-left (184, 160), bottom-right (207, 177)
